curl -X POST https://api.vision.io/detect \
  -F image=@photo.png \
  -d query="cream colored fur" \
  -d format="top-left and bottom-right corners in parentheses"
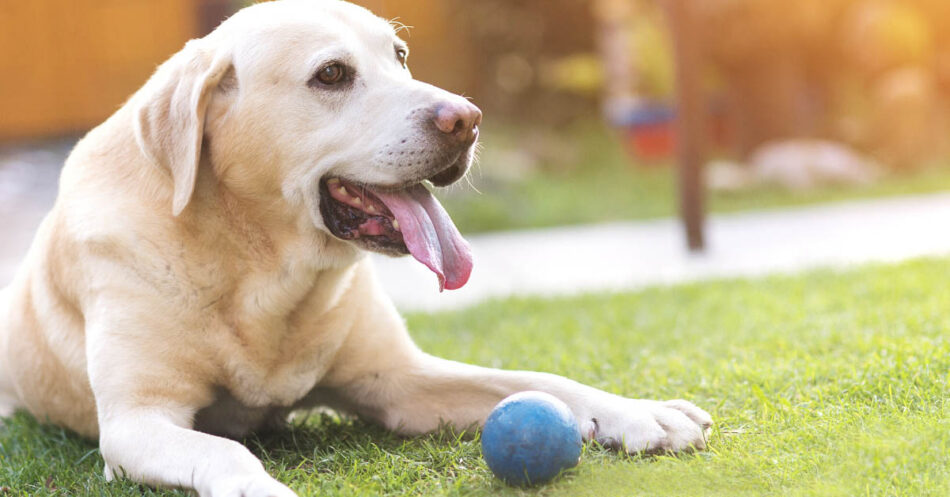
top-left (0, 1), bottom-right (711, 496)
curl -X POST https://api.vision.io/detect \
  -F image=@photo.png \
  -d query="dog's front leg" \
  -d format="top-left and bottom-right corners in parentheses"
top-left (97, 408), bottom-right (296, 497)
top-left (333, 353), bottom-right (711, 454)
top-left (319, 292), bottom-right (712, 454)
top-left (86, 316), bottom-right (296, 497)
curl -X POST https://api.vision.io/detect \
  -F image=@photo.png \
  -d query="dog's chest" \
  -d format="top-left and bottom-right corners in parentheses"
top-left (209, 257), bottom-right (357, 409)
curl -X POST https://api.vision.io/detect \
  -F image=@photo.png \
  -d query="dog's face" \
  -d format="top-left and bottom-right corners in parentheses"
top-left (137, 0), bottom-right (478, 289)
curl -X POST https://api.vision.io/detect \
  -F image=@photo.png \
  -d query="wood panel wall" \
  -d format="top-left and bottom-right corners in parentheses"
top-left (0, 0), bottom-right (198, 140)
top-left (0, 0), bottom-right (465, 141)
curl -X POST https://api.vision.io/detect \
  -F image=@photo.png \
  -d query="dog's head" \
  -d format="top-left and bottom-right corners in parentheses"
top-left (132, 0), bottom-right (479, 290)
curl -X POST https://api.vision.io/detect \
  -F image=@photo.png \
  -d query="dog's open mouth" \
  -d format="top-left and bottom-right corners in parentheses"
top-left (319, 177), bottom-right (472, 291)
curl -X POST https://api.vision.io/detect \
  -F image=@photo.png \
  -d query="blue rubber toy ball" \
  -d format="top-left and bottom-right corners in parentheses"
top-left (481, 391), bottom-right (582, 486)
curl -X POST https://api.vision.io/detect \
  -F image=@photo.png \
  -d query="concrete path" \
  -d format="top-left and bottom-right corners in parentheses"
top-left (373, 193), bottom-right (950, 311)
top-left (0, 141), bottom-right (70, 285)
top-left (4, 142), bottom-right (950, 312)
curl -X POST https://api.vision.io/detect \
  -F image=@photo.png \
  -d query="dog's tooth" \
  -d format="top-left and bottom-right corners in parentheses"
top-left (366, 205), bottom-right (376, 213)
top-left (327, 177), bottom-right (340, 186)
top-left (337, 186), bottom-right (348, 197)
top-left (392, 219), bottom-right (400, 231)
top-left (353, 197), bottom-right (362, 205)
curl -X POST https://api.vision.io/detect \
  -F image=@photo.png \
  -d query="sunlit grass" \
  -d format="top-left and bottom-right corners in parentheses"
top-left (3, 257), bottom-right (949, 495)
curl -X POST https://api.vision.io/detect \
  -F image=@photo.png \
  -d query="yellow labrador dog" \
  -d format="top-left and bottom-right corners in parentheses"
top-left (0, 1), bottom-right (711, 495)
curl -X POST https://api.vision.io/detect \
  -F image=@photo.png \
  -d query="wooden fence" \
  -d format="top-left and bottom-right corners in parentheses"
top-left (0, 0), bottom-right (459, 141)
top-left (0, 0), bottom-right (198, 140)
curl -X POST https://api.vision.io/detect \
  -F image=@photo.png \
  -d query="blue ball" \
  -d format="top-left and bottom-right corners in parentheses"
top-left (481, 391), bottom-right (582, 486)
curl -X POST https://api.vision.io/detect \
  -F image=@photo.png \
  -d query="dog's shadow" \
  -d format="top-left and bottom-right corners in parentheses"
top-left (3, 410), bottom-right (622, 494)
top-left (243, 412), bottom-right (489, 480)
top-left (244, 412), bottom-right (635, 492)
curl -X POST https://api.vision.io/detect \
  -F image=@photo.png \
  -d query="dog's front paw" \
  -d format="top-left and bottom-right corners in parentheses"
top-left (207, 474), bottom-right (297, 497)
top-left (582, 398), bottom-right (712, 454)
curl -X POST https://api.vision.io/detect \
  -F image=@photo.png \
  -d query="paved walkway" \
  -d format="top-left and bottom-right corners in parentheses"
top-left (373, 193), bottom-right (950, 311)
top-left (0, 141), bottom-right (69, 285)
top-left (4, 142), bottom-right (950, 311)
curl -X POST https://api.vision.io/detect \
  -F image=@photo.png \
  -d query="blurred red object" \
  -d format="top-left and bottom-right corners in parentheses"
top-left (615, 103), bottom-right (675, 163)
top-left (614, 101), bottom-right (731, 165)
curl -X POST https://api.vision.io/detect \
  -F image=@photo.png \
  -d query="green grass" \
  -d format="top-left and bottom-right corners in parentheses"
top-left (3, 257), bottom-right (950, 496)
top-left (440, 123), bottom-right (950, 233)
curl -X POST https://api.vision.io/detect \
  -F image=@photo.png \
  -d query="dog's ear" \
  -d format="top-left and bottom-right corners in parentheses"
top-left (134, 40), bottom-right (233, 216)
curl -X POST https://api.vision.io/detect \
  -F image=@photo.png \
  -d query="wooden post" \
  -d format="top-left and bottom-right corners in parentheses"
top-left (666, 0), bottom-right (706, 251)
top-left (197, 0), bottom-right (238, 36)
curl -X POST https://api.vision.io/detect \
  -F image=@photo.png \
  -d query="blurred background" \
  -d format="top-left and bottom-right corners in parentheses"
top-left (3, 0), bottom-right (950, 304)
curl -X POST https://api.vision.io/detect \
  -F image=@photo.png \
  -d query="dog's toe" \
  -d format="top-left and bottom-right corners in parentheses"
top-left (662, 399), bottom-right (714, 431)
top-left (652, 404), bottom-right (707, 451)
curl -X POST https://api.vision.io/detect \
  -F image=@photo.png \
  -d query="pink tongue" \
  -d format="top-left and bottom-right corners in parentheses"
top-left (373, 184), bottom-right (473, 291)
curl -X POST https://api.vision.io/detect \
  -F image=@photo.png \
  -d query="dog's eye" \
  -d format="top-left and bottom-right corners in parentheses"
top-left (395, 47), bottom-right (408, 68)
top-left (313, 63), bottom-right (347, 86)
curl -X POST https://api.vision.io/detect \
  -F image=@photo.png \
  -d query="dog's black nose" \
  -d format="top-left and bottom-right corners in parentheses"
top-left (431, 100), bottom-right (482, 144)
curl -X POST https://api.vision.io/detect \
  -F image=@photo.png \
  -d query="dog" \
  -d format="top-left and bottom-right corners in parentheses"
top-left (0, 1), bottom-right (712, 495)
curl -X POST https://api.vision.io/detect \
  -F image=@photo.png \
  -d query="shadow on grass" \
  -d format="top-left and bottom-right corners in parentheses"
top-left (1, 411), bottom-right (505, 496)
top-left (246, 413), bottom-right (483, 475)
top-left (2, 406), bottom-right (705, 496)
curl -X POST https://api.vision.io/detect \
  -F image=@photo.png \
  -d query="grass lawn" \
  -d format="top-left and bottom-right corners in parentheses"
top-left (2, 257), bottom-right (949, 495)
top-left (440, 123), bottom-right (950, 233)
